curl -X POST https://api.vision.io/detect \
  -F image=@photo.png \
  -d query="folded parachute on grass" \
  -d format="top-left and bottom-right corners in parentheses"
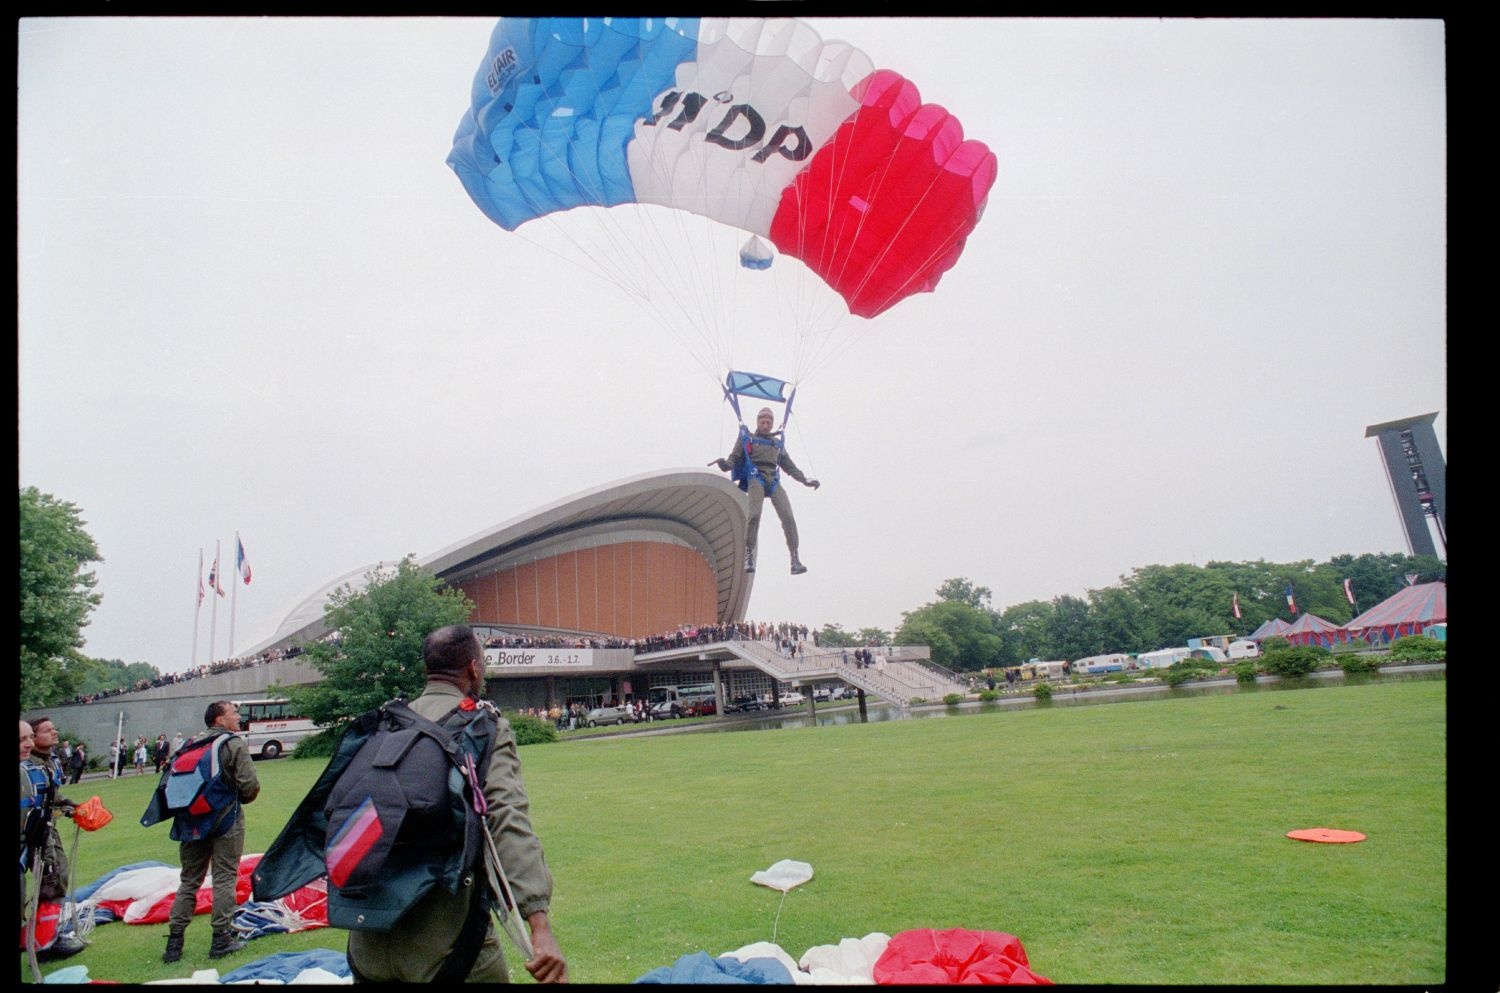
top-left (68, 854), bottom-right (327, 934)
top-left (635, 930), bottom-right (1050, 984)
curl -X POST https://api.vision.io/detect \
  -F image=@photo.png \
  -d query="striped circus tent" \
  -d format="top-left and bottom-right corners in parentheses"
top-left (1247, 617), bottom-right (1292, 642)
top-left (1343, 581), bottom-right (1447, 645)
top-left (1282, 613), bottom-right (1346, 648)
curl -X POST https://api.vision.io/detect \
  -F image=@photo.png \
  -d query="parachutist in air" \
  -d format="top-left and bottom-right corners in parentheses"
top-left (713, 407), bottom-right (819, 574)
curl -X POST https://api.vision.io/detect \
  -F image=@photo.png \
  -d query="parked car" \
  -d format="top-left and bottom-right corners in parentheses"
top-left (683, 699), bottom-right (717, 717)
top-left (585, 706), bottom-right (632, 727)
top-left (727, 695), bottom-right (763, 713)
top-left (649, 701), bottom-right (681, 720)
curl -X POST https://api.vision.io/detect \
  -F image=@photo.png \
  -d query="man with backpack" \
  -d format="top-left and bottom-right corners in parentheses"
top-left (253, 624), bottom-right (568, 983)
top-left (142, 700), bottom-right (260, 963)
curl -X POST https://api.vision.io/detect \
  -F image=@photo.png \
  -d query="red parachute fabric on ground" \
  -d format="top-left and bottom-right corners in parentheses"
top-left (873, 928), bottom-right (1052, 984)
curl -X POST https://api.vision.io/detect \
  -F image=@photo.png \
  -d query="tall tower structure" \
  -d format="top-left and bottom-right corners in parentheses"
top-left (1365, 412), bottom-right (1446, 559)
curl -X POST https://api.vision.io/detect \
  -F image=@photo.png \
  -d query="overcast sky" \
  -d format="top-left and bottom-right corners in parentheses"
top-left (18, 17), bottom-right (1446, 673)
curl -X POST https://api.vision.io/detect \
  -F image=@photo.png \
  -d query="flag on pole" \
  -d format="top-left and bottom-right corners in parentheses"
top-left (236, 534), bottom-right (253, 585)
top-left (1231, 592), bottom-right (1242, 620)
top-left (1342, 578), bottom-right (1355, 605)
top-left (1283, 583), bottom-right (1298, 615)
top-left (1405, 573), bottom-right (1419, 587)
top-left (208, 549), bottom-right (225, 598)
top-left (197, 549), bottom-right (206, 607)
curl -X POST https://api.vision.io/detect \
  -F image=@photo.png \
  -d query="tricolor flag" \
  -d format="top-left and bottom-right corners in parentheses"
top-left (1232, 592), bottom-right (1242, 620)
top-left (327, 795), bottom-right (384, 888)
top-left (1343, 578), bottom-right (1355, 605)
top-left (1405, 573), bottom-right (1420, 587)
top-left (1283, 583), bottom-right (1298, 615)
top-left (197, 549), bottom-right (206, 607)
top-left (236, 534), bottom-right (253, 586)
top-left (208, 551), bottom-right (225, 598)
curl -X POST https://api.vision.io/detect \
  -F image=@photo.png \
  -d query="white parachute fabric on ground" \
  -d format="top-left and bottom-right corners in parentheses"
top-left (750, 858), bottom-right (813, 892)
top-left (717, 932), bottom-right (892, 985)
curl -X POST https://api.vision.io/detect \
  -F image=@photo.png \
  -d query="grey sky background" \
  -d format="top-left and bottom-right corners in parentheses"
top-left (18, 17), bottom-right (1446, 673)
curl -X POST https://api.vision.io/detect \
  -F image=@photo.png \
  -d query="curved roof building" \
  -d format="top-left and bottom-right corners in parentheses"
top-left (247, 469), bottom-right (752, 655)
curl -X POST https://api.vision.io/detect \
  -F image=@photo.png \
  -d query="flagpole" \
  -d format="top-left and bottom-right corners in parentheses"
top-left (229, 532), bottom-right (239, 661)
top-left (208, 540), bottom-right (221, 666)
top-left (192, 548), bottom-right (204, 668)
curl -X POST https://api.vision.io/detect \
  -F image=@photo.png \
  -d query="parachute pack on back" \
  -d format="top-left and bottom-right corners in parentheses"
top-left (320, 700), bottom-right (498, 931)
top-left (140, 730), bottom-right (239, 842)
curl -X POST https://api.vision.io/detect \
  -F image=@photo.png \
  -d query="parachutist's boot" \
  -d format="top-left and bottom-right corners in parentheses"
top-left (745, 547), bottom-right (756, 573)
top-left (790, 553), bottom-right (807, 575)
top-left (208, 929), bottom-right (246, 959)
top-left (162, 926), bottom-right (186, 964)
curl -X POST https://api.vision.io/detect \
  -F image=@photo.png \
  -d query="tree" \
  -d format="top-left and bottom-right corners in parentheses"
top-left (78, 658), bottom-right (164, 697)
top-left (19, 487), bottom-right (103, 709)
top-left (855, 626), bottom-right (892, 646)
top-left (1088, 585), bottom-right (1156, 654)
top-left (934, 577), bottom-right (993, 611)
top-left (816, 623), bottom-right (859, 648)
top-left (283, 556), bottom-right (475, 731)
top-left (1044, 594), bottom-right (1101, 661)
top-left (997, 600), bottom-right (1054, 664)
top-left (895, 600), bottom-right (1002, 671)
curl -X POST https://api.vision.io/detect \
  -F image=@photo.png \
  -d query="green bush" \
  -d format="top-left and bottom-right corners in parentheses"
top-left (1261, 635), bottom-right (1291, 654)
top-left (1338, 653), bottom-right (1381, 674)
top-left (507, 712), bottom-right (559, 746)
top-left (1032, 682), bottom-right (1052, 701)
top-left (291, 726), bottom-right (344, 760)
top-left (1390, 634), bottom-right (1445, 662)
top-left (1165, 659), bottom-right (1219, 686)
top-left (1261, 644), bottom-right (1330, 678)
top-left (1233, 660), bottom-right (1259, 683)
top-left (943, 693), bottom-right (964, 705)
top-left (977, 689), bottom-right (999, 702)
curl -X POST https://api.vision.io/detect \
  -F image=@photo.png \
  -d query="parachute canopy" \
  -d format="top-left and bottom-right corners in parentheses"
top-left (448, 17), bottom-right (997, 320)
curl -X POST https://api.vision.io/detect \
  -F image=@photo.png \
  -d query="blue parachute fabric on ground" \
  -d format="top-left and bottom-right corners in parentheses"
top-left (634, 950), bottom-right (794, 984)
top-left (218, 948), bottom-right (352, 984)
top-left (42, 964), bottom-right (90, 983)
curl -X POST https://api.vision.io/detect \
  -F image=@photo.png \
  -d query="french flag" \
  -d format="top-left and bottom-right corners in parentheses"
top-left (1284, 583), bottom-right (1298, 615)
top-left (236, 535), bottom-right (253, 586)
top-left (327, 796), bottom-right (384, 888)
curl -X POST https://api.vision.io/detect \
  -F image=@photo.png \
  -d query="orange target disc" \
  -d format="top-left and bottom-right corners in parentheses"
top-left (1287, 828), bottom-right (1366, 844)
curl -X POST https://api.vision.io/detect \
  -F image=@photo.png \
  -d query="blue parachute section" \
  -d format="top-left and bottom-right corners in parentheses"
top-left (448, 17), bottom-right (702, 231)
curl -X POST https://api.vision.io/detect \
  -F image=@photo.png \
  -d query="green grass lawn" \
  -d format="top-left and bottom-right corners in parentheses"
top-left (35, 677), bottom-right (1445, 984)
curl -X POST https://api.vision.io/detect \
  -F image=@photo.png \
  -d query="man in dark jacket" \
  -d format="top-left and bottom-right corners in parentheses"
top-left (715, 407), bottom-right (820, 574)
top-left (345, 626), bottom-right (567, 982)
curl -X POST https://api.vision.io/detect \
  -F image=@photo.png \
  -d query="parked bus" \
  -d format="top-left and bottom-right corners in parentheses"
top-left (232, 698), bottom-right (320, 759)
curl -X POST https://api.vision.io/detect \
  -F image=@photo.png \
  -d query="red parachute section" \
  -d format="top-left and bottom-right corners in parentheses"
top-left (873, 927), bottom-right (1053, 984)
top-left (769, 69), bottom-right (999, 319)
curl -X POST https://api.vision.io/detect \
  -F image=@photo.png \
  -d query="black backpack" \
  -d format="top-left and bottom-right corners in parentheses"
top-left (321, 699), bottom-right (498, 933)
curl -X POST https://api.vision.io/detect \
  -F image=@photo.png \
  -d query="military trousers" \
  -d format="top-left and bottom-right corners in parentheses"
top-left (168, 820), bottom-right (244, 933)
top-left (746, 482), bottom-right (798, 557)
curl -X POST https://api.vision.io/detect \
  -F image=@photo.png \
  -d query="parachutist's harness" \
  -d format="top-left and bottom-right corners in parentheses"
top-left (733, 425), bottom-right (785, 497)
